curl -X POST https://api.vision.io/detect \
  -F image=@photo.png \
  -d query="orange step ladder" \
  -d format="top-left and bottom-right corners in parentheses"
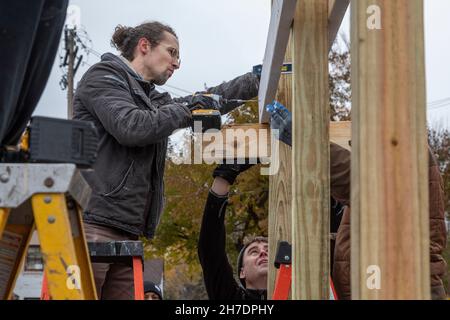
top-left (272, 241), bottom-right (338, 300)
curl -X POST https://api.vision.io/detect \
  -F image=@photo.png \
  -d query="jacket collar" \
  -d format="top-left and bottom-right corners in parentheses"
top-left (101, 53), bottom-right (155, 93)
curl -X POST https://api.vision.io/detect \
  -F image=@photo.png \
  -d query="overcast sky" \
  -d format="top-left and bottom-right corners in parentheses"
top-left (34, 0), bottom-right (450, 130)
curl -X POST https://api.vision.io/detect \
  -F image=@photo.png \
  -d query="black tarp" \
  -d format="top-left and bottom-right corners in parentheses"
top-left (0, 0), bottom-right (68, 146)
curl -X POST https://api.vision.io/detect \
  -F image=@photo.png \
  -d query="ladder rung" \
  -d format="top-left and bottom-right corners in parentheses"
top-left (88, 241), bottom-right (143, 264)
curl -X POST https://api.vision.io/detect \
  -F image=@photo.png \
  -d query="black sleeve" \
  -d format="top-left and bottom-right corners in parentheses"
top-left (198, 191), bottom-right (242, 300)
top-left (78, 64), bottom-right (192, 147)
top-left (204, 72), bottom-right (259, 101)
top-left (174, 72), bottom-right (259, 105)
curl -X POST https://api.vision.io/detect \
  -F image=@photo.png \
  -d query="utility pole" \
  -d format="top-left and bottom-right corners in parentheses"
top-left (62, 26), bottom-right (83, 120)
top-left (66, 28), bottom-right (75, 119)
top-left (64, 4), bottom-right (82, 119)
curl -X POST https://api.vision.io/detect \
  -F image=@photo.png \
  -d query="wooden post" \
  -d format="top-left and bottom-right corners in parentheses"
top-left (291, 0), bottom-right (330, 299)
top-left (351, 0), bottom-right (430, 299)
top-left (268, 31), bottom-right (293, 297)
top-left (259, 0), bottom-right (349, 299)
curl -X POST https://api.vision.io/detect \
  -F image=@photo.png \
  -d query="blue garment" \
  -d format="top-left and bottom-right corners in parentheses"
top-left (266, 101), bottom-right (292, 147)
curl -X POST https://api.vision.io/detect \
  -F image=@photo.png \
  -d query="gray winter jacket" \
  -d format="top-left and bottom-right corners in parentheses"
top-left (73, 53), bottom-right (259, 238)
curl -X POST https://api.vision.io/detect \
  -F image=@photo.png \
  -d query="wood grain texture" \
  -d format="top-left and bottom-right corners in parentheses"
top-left (201, 122), bottom-right (350, 163)
top-left (267, 30), bottom-right (293, 298)
top-left (350, 0), bottom-right (430, 299)
top-left (330, 121), bottom-right (351, 151)
top-left (291, 0), bottom-right (330, 300)
top-left (201, 124), bottom-right (270, 163)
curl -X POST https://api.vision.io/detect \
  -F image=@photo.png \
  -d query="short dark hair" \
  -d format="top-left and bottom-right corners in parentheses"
top-left (236, 236), bottom-right (268, 288)
top-left (111, 21), bottom-right (177, 61)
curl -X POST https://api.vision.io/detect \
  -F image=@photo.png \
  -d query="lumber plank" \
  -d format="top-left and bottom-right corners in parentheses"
top-left (291, 0), bottom-right (330, 300)
top-left (201, 121), bottom-right (350, 163)
top-left (350, 0), bottom-right (429, 299)
top-left (268, 30), bottom-right (293, 298)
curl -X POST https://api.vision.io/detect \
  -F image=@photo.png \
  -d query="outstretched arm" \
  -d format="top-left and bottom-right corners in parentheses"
top-left (198, 164), bottom-right (254, 300)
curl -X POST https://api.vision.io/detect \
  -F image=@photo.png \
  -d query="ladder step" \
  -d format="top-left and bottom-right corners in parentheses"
top-left (88, 241), bottom-right (143, 264)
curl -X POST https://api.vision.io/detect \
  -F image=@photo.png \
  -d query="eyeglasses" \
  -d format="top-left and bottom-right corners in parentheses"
top-left (159, 43), bottom-right (181, 66)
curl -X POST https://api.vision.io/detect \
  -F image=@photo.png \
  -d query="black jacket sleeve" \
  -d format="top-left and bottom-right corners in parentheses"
top-left (174, 72), bottom-right (259, 108)
top-left (77, 64), bottom-right (192, 147)
top-left (205, 72), bottom-right (259, 101)
top-left (198, 191), bottom-right (242, 300)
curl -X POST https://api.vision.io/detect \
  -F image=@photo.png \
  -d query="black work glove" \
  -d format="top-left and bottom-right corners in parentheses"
top-left (212, 163), bottom-right (255, 185)
top-left (184, 95), bottom-right (221, 111)
top-left (252, 64), bottom-right (262, 81)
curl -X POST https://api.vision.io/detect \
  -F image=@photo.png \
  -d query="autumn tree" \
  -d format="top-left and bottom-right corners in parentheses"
top-left (143, 134), bottom-right (212, 299)
top-left (329, 37), bottom-right (351, 121)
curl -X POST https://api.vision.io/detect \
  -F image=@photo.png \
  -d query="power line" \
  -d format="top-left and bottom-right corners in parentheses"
top-left (59, 26), bottom-right (94, 91)
top-left (428, 97), bottom-right (450, 106)
top-left (428, 103), bottom-right (450, 111)
top-left (85, 47), bottom-right (102, 58)
top-left (428, 102), bottom-right (450, 109)
top-left (427, 97), bottom-right (450, 111)
top-left (158, 88), bottom-right (182, 97)
top-left (163, 84), bottom-right (193, 95)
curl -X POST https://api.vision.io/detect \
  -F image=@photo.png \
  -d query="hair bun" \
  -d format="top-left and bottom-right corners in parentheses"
top-left (111, 25), bottom-right (133, 52)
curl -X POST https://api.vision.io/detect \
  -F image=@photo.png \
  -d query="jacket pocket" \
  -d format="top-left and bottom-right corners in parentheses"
top-left (103, 160), bottom-right (134, 197)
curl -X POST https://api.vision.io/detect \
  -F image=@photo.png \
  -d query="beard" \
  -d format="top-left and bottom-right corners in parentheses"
top-left (152, 74), bottom-right (170, 86)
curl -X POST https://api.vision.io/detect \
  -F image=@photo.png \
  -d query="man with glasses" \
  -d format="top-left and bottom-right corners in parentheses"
top-left (73, 21), bottom-right (260, 299)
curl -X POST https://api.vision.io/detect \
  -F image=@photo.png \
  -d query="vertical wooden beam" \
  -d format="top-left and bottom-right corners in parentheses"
top-left (259, 0), bottom-right (297, 123)
top-left (292, 0), bottom-right (330, 299)
top-left (351, 0), bottom-right (430, 299)
top-left (268, 31), bottom-right (293, 298)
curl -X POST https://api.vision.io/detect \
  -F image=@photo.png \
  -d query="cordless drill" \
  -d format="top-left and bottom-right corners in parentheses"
top-left (191, 94), bottom-right (250, 133)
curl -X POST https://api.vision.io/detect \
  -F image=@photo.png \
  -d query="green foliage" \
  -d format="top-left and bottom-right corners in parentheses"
top-left (143, 159), bottom-right (213, 299)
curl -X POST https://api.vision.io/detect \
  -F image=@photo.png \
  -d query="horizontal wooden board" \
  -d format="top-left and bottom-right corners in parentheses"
top-left (201, 121), bottom-right (351, 162)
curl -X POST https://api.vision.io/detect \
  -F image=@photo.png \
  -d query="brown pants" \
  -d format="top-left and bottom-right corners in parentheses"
top-left (84, 222), bottom-right (138, 300)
